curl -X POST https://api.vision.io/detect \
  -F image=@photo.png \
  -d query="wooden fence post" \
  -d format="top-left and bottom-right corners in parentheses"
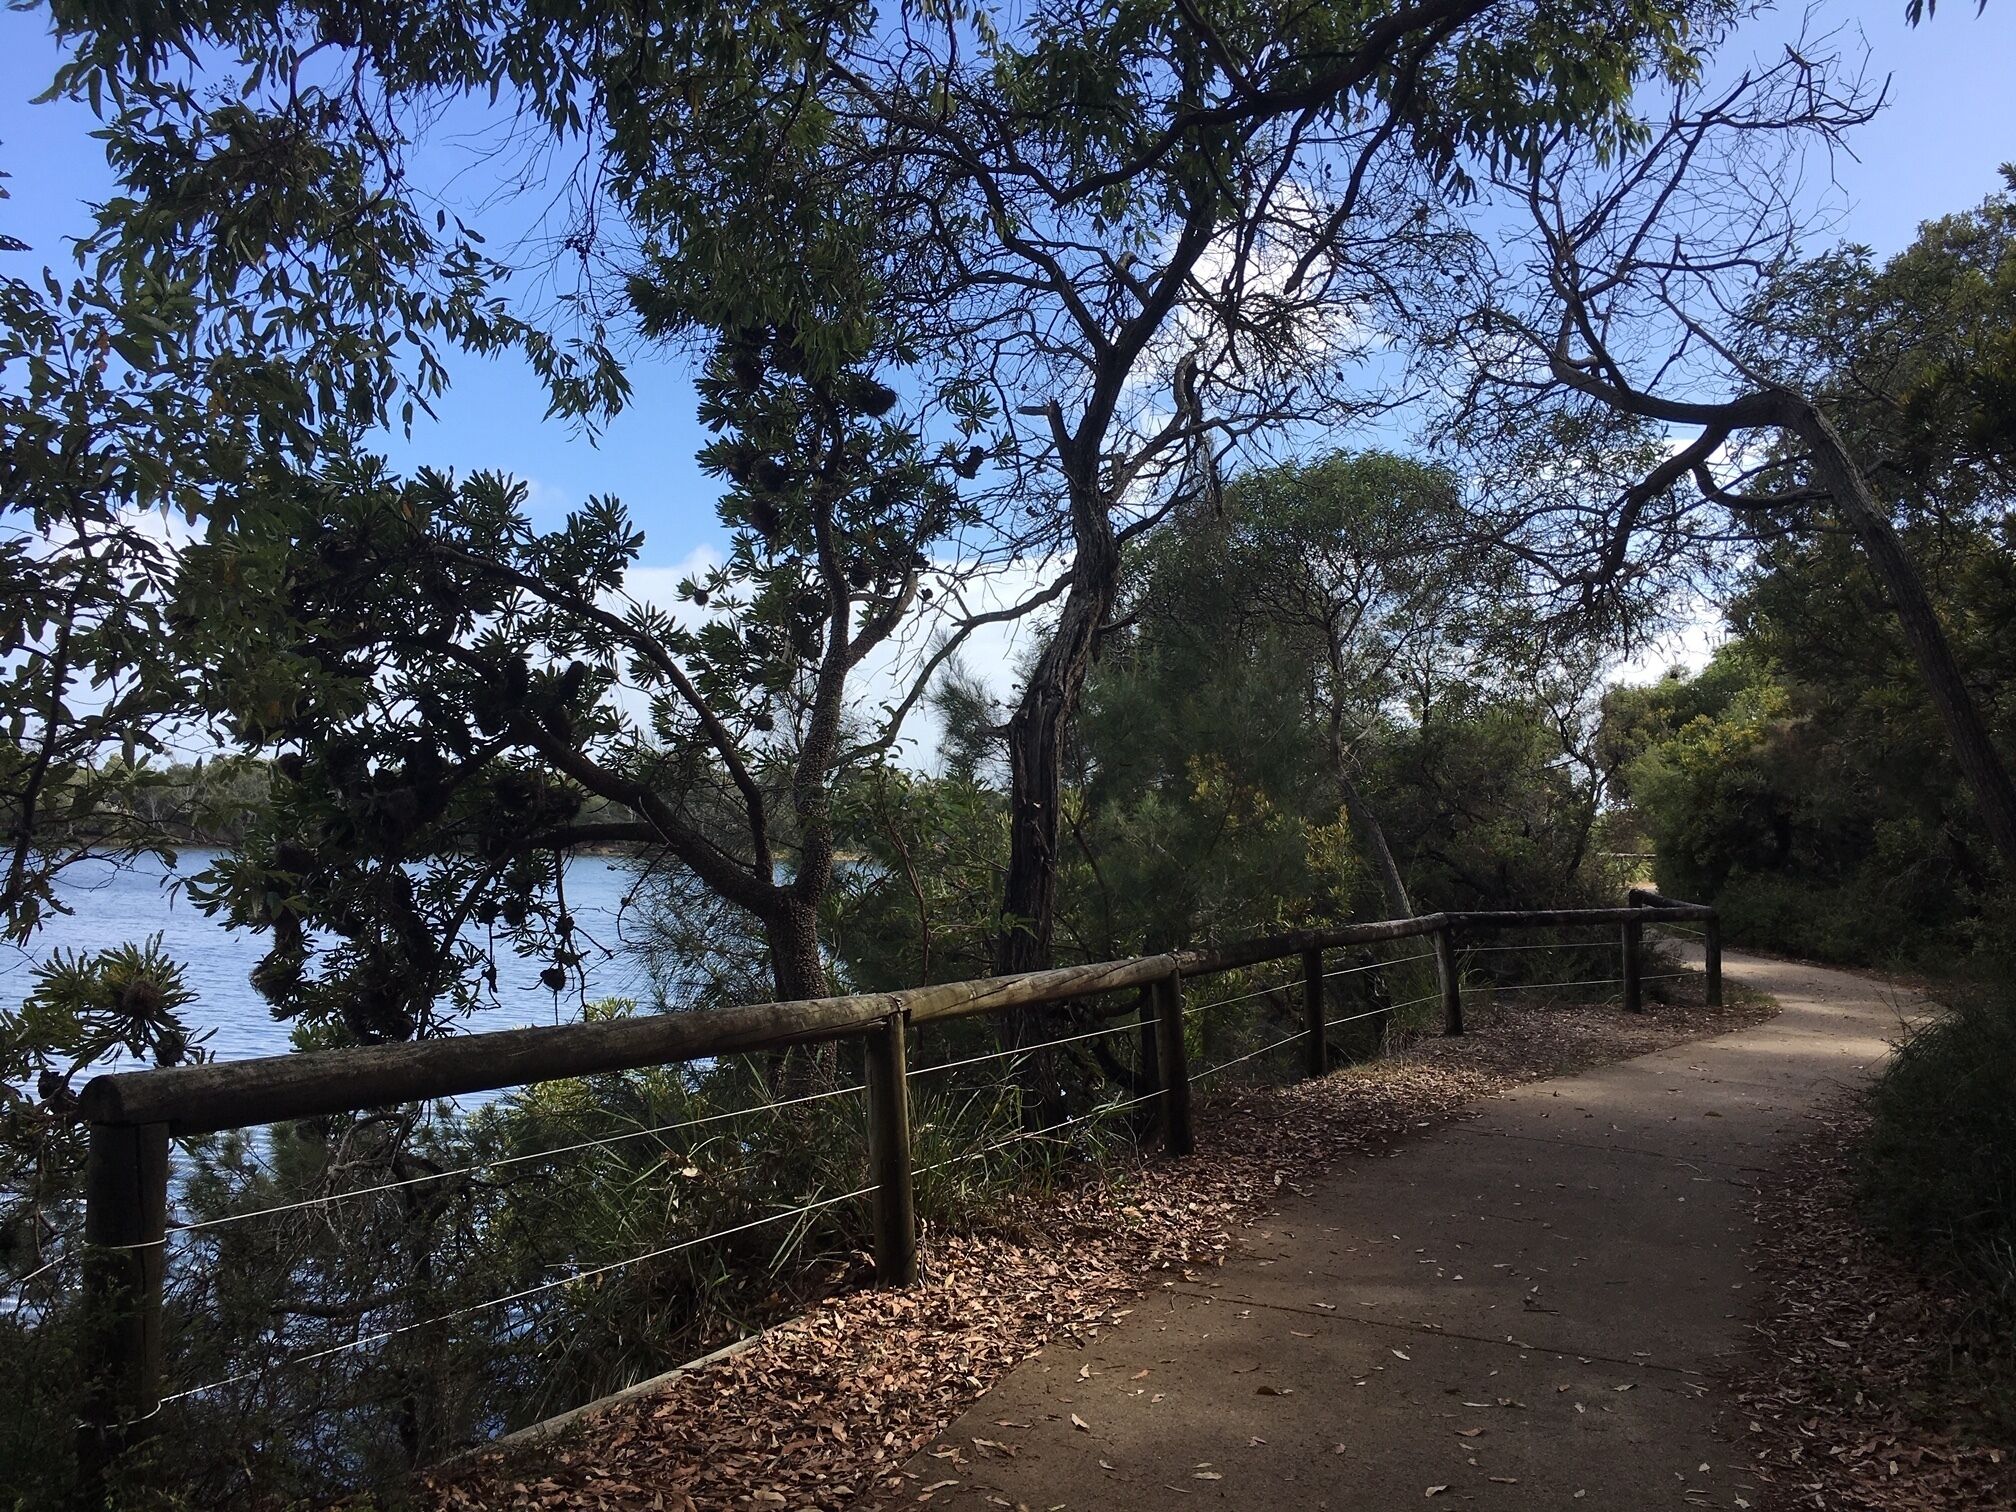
top-left (1621, 904), bottom-right (1644, 1013)
top-left (1137, 986), bottom-right (1160, 1095)
top-left (1374, 961), bottom-right (1393, 1052)
top-left (1153, 970), bottom-right (1194, 1158)
top-left (1704, 912), bottom-right (1724, 1007)
top-left (1435, 921), bottom-right (1462, 1036)
top-left (77, 1119), bottom-right (170, 1501)
top-left (864, 1013), bottom-right (918, 1288)
top-left (1301, 946), bottom-right (1326, 1079)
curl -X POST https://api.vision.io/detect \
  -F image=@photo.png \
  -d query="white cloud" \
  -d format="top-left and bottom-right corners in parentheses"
top-left (848, 554), bottom-right (1059, 772)
top-left (619, 544), bottom-right (728, 625)
top-left (1610, 596), bottom-right (1727, 687)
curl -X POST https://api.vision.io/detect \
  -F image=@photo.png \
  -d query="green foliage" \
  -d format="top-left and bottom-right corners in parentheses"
top-left (1606, 181), bottom-right (2016, 965)
top-left (1863, 986), bottom-right (2016, 1372)
top-left (1607, 636), bottom-right (2002, 964)
top-left (151, 293), bottom-right (970, 1042)
top-left (1377, 676), bottom-right (1633, 911)
top-left (825, 449), bottom-right (1645, 994)
top-left (1606, 499), bottom-right (2016, 966)
top-left (0, 938), bottom-right (204, 1508)
top-left (10, 934), bottom-right (198, 1084)
top-left (1746, 168), bottom-right (2016, 522)
top-left (829, 767), bottom-right (1006, 990)
top-left (0, 158), bottom-right (204, 945)
top-left (0, 934), bottom-right (197, 1274)
top-left (1066, 451), bottom-right (1625, 953)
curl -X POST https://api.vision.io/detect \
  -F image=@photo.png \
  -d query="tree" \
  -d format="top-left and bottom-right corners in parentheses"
top-left (1070, 450), bottom-right (1626, 948)
top-left (1197, 453), bottom-right (1514, 919)
top-left (1601, 178), bottom-right (2016, 958)
top-left (28, 1), bottom-right (994, 1034)
top-left (43, 0), bottom-right (1730, 1002)
top-left (0, 75), bottom-right (568, 1257)
top-left (1072, 544), bottom-right (1358, 958)
top-left (177, 321), bottom-right (962, 1044)
top-left (0, 170), bottom-right (188, 942)
top-left (3, 1), bottom-right (627, 1022)
top-left (801, 0), bottom-right (1722, 981)
top-left (1748, 171), bottom-right (2016, 527)
top-left (1446, 38), bottom-right (2016, 878)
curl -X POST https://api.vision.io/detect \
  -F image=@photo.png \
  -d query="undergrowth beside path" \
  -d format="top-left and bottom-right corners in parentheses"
top-left (419, 986), bottom-right (1770, 1512)
top-left (1730, 1100), bottom-right (2016, 1511)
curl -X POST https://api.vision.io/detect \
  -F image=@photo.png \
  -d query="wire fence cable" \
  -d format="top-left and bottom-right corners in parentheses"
top-left (168, 1081), bottom-right (869, 1236)
top-left (1322, 949), bottom-right (1436, 980)
top-left (915, 1090), bottom-right (1163, 1177)
top-left (156, 1182), bottom-right (879, 1406)
top-left (906, 1017), bottom-right (1142, 1081)
top-left (1194, 1027), bottom-right (1311, 1082)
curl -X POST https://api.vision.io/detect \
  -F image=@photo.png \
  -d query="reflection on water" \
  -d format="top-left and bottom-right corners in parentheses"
top-left (0, 850), bottom-right (654, 1068)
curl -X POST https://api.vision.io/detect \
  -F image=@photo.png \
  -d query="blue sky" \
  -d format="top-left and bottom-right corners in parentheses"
top-left (1, 1), bottom-right (2011, 584)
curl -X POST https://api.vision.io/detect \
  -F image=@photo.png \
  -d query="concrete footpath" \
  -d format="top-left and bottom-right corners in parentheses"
top-left (887, 950), bottom-right (1919, 1510)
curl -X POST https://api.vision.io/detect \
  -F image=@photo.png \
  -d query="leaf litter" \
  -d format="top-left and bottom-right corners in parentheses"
top-left (1723, 1098), bottom-right (2016, 1511)
top-left (419, 988), bottom-right (1770, 1511)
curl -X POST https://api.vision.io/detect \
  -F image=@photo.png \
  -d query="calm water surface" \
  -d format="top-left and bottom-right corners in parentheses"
top-left (0, 851), bottom-right (655, 1069)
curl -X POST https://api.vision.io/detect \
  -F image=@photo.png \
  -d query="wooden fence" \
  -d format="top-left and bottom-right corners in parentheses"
top-left (71, 892), bottom-right (1718, 1493)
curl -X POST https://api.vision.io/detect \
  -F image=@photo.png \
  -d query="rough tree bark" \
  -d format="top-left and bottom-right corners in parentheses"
top-left (997, 511), bottom-right (1122, 979)
top-left (767, 894), bottom-right (829, 1003)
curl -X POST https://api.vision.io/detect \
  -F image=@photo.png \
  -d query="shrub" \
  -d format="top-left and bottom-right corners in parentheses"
top-left (1862, 986), bottom-right (2016, 1316)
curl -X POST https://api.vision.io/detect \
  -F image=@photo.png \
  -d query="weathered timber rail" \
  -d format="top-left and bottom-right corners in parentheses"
top-left (72, 895), bottom-right (1718, 1495)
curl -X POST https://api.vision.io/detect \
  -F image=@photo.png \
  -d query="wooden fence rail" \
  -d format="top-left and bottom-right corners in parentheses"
top-left (72, 894), bottom-right (1719, 1495)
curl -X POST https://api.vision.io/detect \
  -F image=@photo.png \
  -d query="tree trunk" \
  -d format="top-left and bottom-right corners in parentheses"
top-left (997, 518), bottom-right (1122, 979)
top-left (1327, 746), bottom-right (1414, 921)
top-left (995, 491), bottom-right (1120, 1129)
top-left (1325, 705), bottom-right (1452, 1007)
top-left (765, 892), bottom-right (829, 1093)
top-left (768, 892), bottom-right (827, 1001)
top-left (1787, 401), bottom-right (2016, 877)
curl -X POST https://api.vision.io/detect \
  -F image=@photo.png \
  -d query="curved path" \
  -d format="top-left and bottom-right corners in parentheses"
top-left (886, 949), bottom-right (1919, 1510)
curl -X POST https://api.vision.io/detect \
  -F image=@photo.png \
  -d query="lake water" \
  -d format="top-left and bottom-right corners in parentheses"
top-left (0, 851), bottom-right (656, 1069)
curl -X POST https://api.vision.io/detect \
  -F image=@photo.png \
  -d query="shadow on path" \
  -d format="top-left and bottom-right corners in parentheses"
top-left (885, 949), bottom-right (1914, 1511)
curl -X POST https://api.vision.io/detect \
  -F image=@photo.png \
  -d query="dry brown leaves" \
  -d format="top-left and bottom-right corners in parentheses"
top-left (1724, 1102), bottom-right (2016, 1512)
top-left (418, 988), bottom-right (1770, 1512)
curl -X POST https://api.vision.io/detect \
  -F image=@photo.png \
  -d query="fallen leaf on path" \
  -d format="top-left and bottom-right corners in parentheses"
top-left (415, 991), bottom-right (1780, 1512)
